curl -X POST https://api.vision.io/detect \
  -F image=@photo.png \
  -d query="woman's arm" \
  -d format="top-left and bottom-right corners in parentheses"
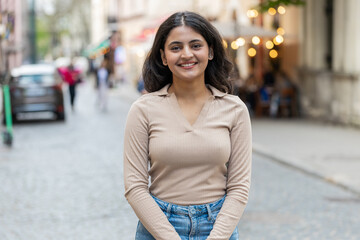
top-left (207, 100), bottom-right (252, 240)
top-left (124, 100), bottom-right (181, 240)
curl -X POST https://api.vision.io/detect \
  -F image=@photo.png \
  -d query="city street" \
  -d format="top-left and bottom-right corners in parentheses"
top-left (1, 80), bottom-right (360, 240)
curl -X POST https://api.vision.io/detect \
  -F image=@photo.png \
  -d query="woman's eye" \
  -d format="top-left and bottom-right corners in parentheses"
top-left (171, 46), bottom-right (181, 51)
top-left (192, 44), bottom-right (202, 49)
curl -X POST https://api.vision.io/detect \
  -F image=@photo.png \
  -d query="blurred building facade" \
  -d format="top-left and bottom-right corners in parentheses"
top-left (88, 0), bottom-right (300, 85)
top-left (0, 0), bottom-right (29, 76)
top-left (300, 0), bottom-right (360, 126)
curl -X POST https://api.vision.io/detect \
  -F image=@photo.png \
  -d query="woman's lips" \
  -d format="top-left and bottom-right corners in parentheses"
top-left (178, 62), bottom-right (197, 69)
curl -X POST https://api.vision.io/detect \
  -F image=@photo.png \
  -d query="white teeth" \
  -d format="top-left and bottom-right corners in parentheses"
top-left (181, 63), bottom-right (195, 67)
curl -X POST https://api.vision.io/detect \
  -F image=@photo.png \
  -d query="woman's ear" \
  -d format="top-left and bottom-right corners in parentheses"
top-left (208, 48), bottom-right (214, 60)
top-left (160, 49), bottom-right (167, 66)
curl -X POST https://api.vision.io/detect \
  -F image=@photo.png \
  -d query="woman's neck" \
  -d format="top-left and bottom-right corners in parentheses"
top-left (169, 81), bottom-right (211, 100)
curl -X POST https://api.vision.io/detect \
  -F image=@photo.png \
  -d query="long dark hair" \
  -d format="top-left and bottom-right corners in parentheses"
top-left (143, 11), bottom-right (233, 93)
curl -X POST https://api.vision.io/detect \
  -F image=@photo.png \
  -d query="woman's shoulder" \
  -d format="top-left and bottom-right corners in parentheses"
top-left (208, 84), bottom-right (248, 112)
top-left (131, 90), bottom-right (167, 109)
top-left (221, 93), bottom-right (248, 109)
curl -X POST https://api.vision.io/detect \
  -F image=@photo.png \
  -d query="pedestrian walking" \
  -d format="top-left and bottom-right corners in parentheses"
top-left (58, 62), bottom-right (81, 111)
top-left (96, 60), bottom-right (109, 111)
top-left (123, 11), bottom-right (252, 240)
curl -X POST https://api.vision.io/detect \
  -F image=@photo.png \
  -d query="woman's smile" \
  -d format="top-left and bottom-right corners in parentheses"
top-left (178, 61), bottom-right (198, 69)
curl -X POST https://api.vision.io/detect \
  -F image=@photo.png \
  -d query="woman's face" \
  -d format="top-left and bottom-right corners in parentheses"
top-left (160, 25), bottom-right (212, 85)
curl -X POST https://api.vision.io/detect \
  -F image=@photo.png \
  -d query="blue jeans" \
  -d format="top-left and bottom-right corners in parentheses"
top-left (135, 195), bottom-right (239, 240)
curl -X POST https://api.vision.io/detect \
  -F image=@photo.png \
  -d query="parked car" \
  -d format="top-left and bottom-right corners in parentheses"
top-left (4, 64), bottom-right (65, 122)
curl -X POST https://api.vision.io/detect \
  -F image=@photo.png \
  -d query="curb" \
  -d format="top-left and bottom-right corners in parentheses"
top-left (252, 143), bottom-right (360, 197)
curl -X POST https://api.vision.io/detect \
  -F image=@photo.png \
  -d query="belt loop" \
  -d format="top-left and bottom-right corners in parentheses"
top-left (206, 204), bottom-right (212, 221)
top-left (166, 203), bottom-right (172, 215)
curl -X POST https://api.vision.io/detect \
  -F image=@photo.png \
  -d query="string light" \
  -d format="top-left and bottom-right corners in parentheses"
top-left (252, 36), bottom-right (261, 45)
top-left (278, 6), bottom-right (286, 14)
top-left (269, 49), bottom-right (278, 58)
top-left (236, 37), bottom-right (246, 47)
top-left (231, 41), bottom-right (239, 50)
top-left (277, 27), bottom-right (285, 35)
top-left (265, 40), bottom-right (274, 49)
top-left (248, 48), bottom-right (256, 57)
top-left (268, 7), bottom-right (277, 15)
top-left (247, 9), bottom-right (258, 18)
top-left (273, 35), bottom-right (284, 45)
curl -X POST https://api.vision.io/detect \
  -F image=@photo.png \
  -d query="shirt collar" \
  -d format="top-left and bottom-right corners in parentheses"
top-left (154, 84), bottom-right (171, 96)
top-left (207, 84), bottom-right (227, 98)
top-left (154, 84), bottom-right (227, 98)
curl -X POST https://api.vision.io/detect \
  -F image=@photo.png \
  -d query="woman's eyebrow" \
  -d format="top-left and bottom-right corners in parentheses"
top-left (168, 39), bottom-right (203, 46)
top-left (189, 39), bottom-right (203, 43)
top-left (168, 41), bottom-right (182, 46)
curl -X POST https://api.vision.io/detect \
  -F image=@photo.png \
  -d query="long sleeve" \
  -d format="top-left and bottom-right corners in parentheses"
top-left (123, 101), bottom-right (181, 240)
top-left (207, 100), bottom-right (252, 239)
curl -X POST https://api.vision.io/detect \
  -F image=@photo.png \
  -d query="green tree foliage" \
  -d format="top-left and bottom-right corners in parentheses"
top-left (36, 0), bottom-right (91, 60)
top-left (257, 0), bottom-right (305, 12)
top-left (36, 18), bottom-right (51, 59)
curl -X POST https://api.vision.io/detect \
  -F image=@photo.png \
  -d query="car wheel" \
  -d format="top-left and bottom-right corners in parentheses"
top-left (56, 112), bottom-right (65, 121)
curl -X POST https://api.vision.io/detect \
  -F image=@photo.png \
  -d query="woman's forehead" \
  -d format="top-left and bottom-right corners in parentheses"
top-left (165, 26), bottom-right (205, 44)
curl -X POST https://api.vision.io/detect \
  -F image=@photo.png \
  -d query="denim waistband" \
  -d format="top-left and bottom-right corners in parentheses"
top-left (152, 195), bottom-right (226, 217)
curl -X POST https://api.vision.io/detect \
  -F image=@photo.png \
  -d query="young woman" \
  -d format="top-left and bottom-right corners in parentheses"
top-left (124, 11), bottom-right (252, 240)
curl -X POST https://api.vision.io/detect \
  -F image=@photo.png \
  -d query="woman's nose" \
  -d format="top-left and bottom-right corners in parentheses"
top-left (181, 46), bottom-right (193, 58)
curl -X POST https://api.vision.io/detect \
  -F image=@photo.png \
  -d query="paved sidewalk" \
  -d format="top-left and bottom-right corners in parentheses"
top-left (252, 118), bottom-right (360, 195)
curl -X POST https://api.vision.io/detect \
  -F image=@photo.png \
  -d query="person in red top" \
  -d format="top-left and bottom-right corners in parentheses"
top-left (58, 63), bottom-right (81, 110)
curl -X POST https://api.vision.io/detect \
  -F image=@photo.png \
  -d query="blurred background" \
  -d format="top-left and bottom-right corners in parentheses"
top-left (1, 0), bottom-right (360, 239)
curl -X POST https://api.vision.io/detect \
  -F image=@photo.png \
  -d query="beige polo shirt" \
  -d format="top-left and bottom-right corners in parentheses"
top-left (124, 84), bottom-right (252, 240)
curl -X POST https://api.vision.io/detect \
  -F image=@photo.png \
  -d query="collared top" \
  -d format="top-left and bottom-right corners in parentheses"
top-left (124, 84), bottom-right (252, 240)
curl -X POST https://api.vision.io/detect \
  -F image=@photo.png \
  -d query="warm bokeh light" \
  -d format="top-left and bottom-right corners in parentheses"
top-left (247, 9), bottom-right (259, 18)
top-left (278, 6), bottom-right (286, 15)
top-left (277, 27), bottom-right (285, 35)
top-left (273, 35), bottom-right (284, 45)
top-left (231, 41), bottom-right (239, 50)
top-left (222, 39), bottom-right (228, 48)
top-left (252, 36), bottom-right (261, 45)
top-left (236, 37), bottom-right (246, 47)
top-left (265, 40), bottom-right (274, 49)
top-left (268, 8), bottom-right (277, 16)
top-left (269, 49), bottom-right (278, 58)
top-left (248, 47), bottom-right (256, 57)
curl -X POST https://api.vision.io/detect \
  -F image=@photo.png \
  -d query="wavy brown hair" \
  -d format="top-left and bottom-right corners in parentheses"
top-left (143, 11), bottom-right (233, 93)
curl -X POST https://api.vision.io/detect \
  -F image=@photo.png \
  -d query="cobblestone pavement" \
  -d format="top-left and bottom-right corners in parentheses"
top-left (251, 118), bottom-right (360, 195)
top-left (239, 154), bottom-right (360, 240)
top-left (0, 81), bottom-right (139, 240)
top-left (1, 81), bottom-right (359, 239)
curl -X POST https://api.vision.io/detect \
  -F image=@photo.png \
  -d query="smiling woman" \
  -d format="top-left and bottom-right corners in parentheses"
top-left (160, 26), bottom-right (211, 87)
top-left (143, 11), bottom-right (233, 94)
top-left (124, 11), bottom-right (252, 240)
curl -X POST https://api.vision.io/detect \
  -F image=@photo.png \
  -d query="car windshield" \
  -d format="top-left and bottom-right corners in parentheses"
top-left (17, 75), bottom-right (55, 85)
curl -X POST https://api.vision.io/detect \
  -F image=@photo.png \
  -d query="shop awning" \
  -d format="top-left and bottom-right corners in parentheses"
top-left (84, 39), bottom-right (110, 58)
